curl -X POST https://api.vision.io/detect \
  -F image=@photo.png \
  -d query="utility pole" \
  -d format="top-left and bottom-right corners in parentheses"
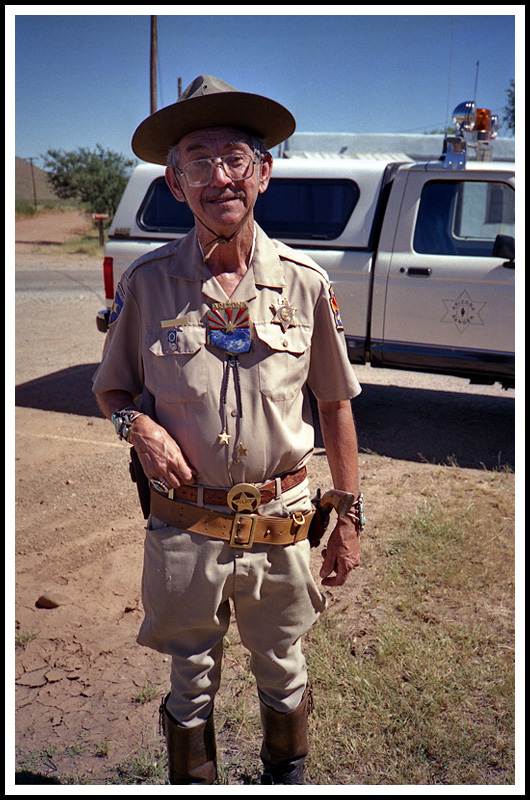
top-left (27, 157), bottom-right (38, 212)
top-left (150, 16), bottom-right (158, 114)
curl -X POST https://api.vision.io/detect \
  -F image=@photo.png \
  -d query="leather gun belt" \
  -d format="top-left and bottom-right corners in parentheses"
top-left (150, 490), bottom-right (313, 549)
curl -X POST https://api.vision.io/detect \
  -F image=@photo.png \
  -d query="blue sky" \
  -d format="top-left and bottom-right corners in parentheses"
top-left (11, 7), bottom-right (519, 166)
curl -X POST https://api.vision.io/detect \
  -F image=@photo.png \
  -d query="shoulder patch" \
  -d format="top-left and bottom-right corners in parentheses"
top-left (108, 282), bottom-right (125, 326)
top-left (329, 285), bottom-right (344, 331)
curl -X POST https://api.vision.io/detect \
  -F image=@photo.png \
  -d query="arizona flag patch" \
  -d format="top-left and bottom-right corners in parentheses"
top-left (206, 302), bottom-right (251, 354)
top-left (329, 285), bottom-right (344, 331)
top-left (109, 282), bottom-right (125, 326)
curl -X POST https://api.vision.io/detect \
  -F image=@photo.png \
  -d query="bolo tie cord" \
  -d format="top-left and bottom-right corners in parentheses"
top-left (219, 355), bottom-right (243, 440)
top-left (198, 206), bottom-right (255, 262)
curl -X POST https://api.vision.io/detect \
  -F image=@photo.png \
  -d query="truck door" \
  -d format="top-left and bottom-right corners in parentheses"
top-left (376, 169), bottom-right (515, 383)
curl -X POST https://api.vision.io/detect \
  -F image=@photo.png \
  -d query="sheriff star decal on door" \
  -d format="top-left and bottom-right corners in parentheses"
top-left (441, 290), bottom-right (486, 333)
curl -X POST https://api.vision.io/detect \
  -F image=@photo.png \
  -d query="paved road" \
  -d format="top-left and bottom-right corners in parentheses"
top-left (15, 254), bottom-right (516, 471)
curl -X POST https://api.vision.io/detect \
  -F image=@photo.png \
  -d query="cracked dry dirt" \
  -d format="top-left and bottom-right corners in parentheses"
top-left (13, 211), bottom-right (516, 786)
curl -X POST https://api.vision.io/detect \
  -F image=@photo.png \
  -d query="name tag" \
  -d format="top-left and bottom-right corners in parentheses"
top-left (160, 316), bottom-right (189, 328)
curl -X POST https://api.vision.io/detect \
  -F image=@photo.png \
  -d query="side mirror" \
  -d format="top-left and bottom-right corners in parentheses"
top-left (492, 234), bottom-right (515, 266)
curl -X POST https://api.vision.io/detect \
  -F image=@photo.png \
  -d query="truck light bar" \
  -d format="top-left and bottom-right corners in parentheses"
top-left (441, 100), bottom-right (498, 169)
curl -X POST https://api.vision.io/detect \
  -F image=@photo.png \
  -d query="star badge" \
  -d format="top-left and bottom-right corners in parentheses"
top-left (227, 483), bottom-right (261, 513)
top-left (218, 429), bottom-right (231, 445)
top-left (441, 290), bottom-right (486, 333)
top-left (271, 298), bottom-right (297, 333)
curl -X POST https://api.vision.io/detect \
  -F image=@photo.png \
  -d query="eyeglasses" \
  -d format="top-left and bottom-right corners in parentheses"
top-left (175, 152), bottom-right (260, 187)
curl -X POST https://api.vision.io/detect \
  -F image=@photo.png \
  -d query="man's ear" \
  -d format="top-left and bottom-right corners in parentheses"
top-left (258, 152), bottom-right (273, 194)
top-left (165, 166), bottom-right (187, 203)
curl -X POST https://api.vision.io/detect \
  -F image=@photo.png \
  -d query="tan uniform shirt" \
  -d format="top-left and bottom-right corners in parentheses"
top-left (93, 224), bottom-right (361, 489)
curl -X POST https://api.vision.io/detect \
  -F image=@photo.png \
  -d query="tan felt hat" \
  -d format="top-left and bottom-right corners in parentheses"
top-left (131, 74), bottom-right (296, 165)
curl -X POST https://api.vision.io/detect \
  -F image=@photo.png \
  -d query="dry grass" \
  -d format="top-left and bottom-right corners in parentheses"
top-left (304, 470), bottom-right (516, 786)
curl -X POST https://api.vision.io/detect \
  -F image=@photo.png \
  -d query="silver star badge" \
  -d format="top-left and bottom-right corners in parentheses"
top-left (271, 298), bottom-right (297, 333)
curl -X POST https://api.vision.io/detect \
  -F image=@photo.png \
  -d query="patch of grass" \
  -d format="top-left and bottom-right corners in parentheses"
top-left (58, 225), bottom-right (105, 256)
top-left (305, 500), bottom-right (515, 785)
top-left (16, 745), bottom-right (58, 777)
top-left (94, 741), bottom-right (110, 758)
top-left (15, 629), bottom-right (39, 649)
top-left (15, 200), bottom-right (38, 216)
top-left (133, 681), bottom-right (158, 705)
top-left (15, 199), bottom-right (82, 217)
top-left (108, 747), bottom-right (167, 784)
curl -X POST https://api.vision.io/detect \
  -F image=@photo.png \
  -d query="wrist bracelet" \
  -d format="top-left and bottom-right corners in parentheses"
top-left (111, 408), bottom-right (145, 442)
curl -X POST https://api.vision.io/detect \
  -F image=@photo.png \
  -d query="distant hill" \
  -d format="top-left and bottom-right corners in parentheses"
top-left (15, 156), bottom-right (58, 201)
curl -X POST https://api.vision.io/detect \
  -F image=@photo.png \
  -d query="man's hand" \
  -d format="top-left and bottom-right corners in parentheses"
top-left (316, 398), bottom-right (362, 587)
top-left (95, 389), bottom-right (195, 489)
top-left (319, 517), bottom-right (360, 587)
top-left (129, 414), bottom-right (196, 489)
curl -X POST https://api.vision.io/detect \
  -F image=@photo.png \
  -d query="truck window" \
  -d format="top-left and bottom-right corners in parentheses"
top-left (413, 180), bottom-right (515, 257)
top-left (138, 178), bottom-right (195, 232)
top-left (137, 176), bottom-right (359, 240)
top-left (254, 178), bottom-right (359, 240)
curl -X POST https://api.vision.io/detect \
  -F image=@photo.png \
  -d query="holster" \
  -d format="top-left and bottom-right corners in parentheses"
top-left (129, 447), bottom-right (151, 519)
top-left (307, 489), bottom-right (331, 548)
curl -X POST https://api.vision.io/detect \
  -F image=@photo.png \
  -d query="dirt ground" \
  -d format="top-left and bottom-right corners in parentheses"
top-left (12, 211), bottom-right (516, 786)
top-left (14, 208), bottom-right (94, 249)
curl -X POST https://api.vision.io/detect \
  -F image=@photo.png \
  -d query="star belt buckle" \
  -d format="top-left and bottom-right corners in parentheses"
top-left (227, 483), bottom-right (261, 548)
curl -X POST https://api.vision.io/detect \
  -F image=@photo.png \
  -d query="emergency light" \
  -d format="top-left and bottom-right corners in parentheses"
top-left (452, 100), bottom-right (476, 133)
top-left (473, 108), bottom-right (499, 140)
top-left (442, 100), bottom-right (497, 169)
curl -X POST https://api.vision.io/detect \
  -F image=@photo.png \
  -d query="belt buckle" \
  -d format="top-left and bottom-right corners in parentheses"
top-left (229, 513), bottom-right (258, 549)
top-left (227, 482), bottom-right (262, 549)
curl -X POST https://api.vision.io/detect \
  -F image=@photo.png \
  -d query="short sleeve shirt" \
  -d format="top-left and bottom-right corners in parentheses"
top-left (92, 225), bottom-right (361, 488)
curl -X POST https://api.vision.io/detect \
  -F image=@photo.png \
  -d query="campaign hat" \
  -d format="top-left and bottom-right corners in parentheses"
top-left (132, 74), bottom-right (296, 164)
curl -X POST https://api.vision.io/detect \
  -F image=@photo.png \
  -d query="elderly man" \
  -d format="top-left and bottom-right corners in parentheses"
top-left (93, 75), bottom-right (363, 785)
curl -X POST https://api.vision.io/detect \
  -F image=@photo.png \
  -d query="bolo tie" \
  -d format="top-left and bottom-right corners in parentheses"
top-left (198, 230), bottom-right (256, 449)
top-left (206, 301), bottom-right (251, 447)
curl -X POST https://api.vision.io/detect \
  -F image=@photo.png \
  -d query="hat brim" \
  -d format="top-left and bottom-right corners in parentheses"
top-left (131, 91), bottom-right (296, 164)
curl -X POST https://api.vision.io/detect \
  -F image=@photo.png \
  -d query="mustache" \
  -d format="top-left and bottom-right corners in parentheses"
top-left (204, 190), bottom-right (245, 202)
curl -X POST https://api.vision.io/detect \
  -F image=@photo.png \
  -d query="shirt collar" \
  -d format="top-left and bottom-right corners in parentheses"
top-left (251, 225), bottom-right (287, 290)
top-left (166, 224), bottom-right (287, 302)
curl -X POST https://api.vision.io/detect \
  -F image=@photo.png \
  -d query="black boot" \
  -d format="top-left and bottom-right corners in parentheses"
top-left (160, 695), bottom-right (217, 785)
top-left (259, 687), bottom-right (311, 785)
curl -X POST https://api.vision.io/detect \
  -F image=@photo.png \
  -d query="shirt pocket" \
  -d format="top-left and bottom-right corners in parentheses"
top-left (146, 325), bottom-right (208, 402)
top-left (253, 323), bottom-right (312, 401)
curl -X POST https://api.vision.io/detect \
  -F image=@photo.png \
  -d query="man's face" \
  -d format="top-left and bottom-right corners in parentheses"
top-left (165, 127), bottom-right (272, 237)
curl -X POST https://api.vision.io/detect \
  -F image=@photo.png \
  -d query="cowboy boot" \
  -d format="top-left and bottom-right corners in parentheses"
top-left (259, 686), bottom-right (311, 785)
top-left (160, 695), bottom-right (217, 784)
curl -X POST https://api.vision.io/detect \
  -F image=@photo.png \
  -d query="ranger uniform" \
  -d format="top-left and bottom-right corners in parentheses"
top-left (93, 74), bottom-right (362, 786)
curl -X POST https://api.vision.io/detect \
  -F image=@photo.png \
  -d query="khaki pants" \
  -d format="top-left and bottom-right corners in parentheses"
top-left (137, 481), bottom-right (326, 727)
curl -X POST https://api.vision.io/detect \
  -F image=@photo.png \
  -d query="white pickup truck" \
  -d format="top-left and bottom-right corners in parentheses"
top-left (97, 108), bottom-right (515, 389)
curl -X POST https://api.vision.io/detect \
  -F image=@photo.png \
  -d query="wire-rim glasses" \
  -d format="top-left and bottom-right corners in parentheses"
top-left (175, 152), bottom-right (260, 187)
